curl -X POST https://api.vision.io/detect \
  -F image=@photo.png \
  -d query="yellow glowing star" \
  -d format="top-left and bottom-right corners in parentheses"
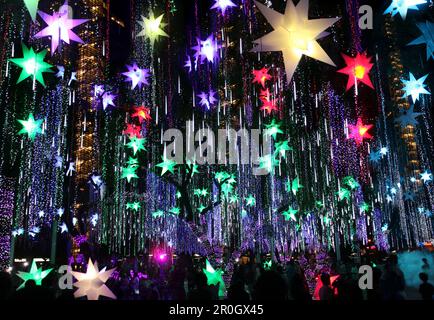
top-left (251, 0), bottom-right (339, 83)
top-left (137, 12), bottom-right (169, 45)
top-left (71, 259), bottom-right (116, 300)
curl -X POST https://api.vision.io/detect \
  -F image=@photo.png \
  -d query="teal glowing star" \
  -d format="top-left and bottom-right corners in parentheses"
top-left (197, 205), bottom-right (207, 213)
top-left (152, 210), bottom-right (164, 218)
top-left (263, 260), bottom-right (272, 270)
top-left (169, 207), bottom-right (180, 215)
top-left (395, 105), bottom-right (424, 128)
top-left (315, 200), bottom-right (324, 209)
top-left (369, 150), bottom-right (382, 163)
top-left (408, 21), bottom-right (434, 61)
top-left (229, 194), bottom-right (239, 204)
top-left (258, 154), bottom-right (279, 174)
top-left (245, 194), bottom-right (256, 207)
top-left (17, 113), bottom-right (43, 140)
top-left (125, 136), bottom-right (146, 155)
top-left (360, 202), bottom-right (370, 213)
top-left (121, 165), bottom-right (139, 183)
top-left (274, 140), bottom-right (292, 158)
top-left (155, 157), bottom-right (177, 176)
top-left (286, 177), bottom-right (303, 196)
top-left (186, 160), bottom-right (199, 176)
top-left (282, 207), bottom-right (298, 221)
top-left (401, 72), bottom-right (430, 103)
top-left (342, 176), bottom-right (359, 190)
top-left (221, 182), bottom-right (234, 197)
top-left (336, 188), bottom-right (351, 201)
top-left (420, 170), bottom-right (432, 183)
top-left (16, 259), bottom-right (53, 290)
top-left (264, 119), bottom-right (283, 139)
top-left (215, 171), bottom-right (231, 183)
top-left (194, 188), bottom-right (209, 197)
top-left (176, 191), bottom-right (182, 199)
top-left (126, 202), bottom-right (141, 211)
top-left (384, 0), bottom-right (427, 20)
top-left (126, 157), bottom-right (139, 167)
top-left (323, 216), bottom-right (331, 224)
top-left (203, 260), bottom-right (225, 297)
top-left (9, 43), bottom-right (53, 87)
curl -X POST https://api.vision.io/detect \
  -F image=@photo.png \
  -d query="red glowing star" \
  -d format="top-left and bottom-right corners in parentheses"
top-left (123, 123), bottom-right (142, 138)
top-left (252, 67), bottom-right (272, 88)
top-left (259, 89), bottom-right (277, 114)
top-left (131, 106), bottom-right (151, 124)
top-left (337, 52), bottom-right (374, 91)
top-left (348, 118), bottom-right (374, 145)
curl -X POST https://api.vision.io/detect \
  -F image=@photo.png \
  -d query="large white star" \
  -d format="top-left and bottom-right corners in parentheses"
top-left (71, 259), bottom-right (116, 300)
top-left (251, 0), bottom-right (339, 83)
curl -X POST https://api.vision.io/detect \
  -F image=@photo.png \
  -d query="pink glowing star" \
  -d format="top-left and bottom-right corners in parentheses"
top-left (211, 0), bottom-right (237, 15)
top-left (122, 63), bottom-right (150, 90)
top-left (348, 118), bottom-right (374, 145)
top-left (252, 67), bottom-right (272, 88)
top-left (34, 2), bottom-right (89, 55)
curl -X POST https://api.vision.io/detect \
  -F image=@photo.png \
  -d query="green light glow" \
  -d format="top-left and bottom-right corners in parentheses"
top-left (17, 113), bottom-right (43, 140)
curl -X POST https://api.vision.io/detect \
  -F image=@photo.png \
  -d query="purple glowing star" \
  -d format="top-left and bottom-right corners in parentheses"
top-left (192, 35), bottom-right (220, 64)
top-left (94, 84), bottom-right (104, 97)
top-left (122, 63), bottom-right (150, 90)
top-left (197, 90), bottom-right (218, 110)
top-left (211, 0), bottom-right (236, 15)
top-left (34, 2), bottom-right (89, 55)
top-left (102, 92), bottom-right (116, 110)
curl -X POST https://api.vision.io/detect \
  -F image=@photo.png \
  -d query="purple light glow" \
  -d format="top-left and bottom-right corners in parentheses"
top-left (192, 35), bottom-right (220, 64)
top-left (122, 63), bottom-right (151, 90)
top-left (211, 0), bottom-right (237, 16)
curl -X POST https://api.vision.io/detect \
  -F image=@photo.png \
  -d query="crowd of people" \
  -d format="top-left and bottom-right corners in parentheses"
top-left (0, 250), bottom-right (433, 301)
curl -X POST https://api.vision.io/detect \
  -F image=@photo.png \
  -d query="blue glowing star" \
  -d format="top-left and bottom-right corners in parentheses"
top-left (420, 170), bottom-right (432, 183)
top-left (369, 150), bottom-right (382, 163)
top-left (395, 105), bottom-right (424, 128)
top-left (384, 0), bottom-right (427, 20)
top-left (401, 72), bottom-right (430, 103)
top-left (211, 0), bottom-right (236, 16)
top-left (403, 191), bottom-right (415, 201)
top-left (408, 21), bottom-right (434, 61)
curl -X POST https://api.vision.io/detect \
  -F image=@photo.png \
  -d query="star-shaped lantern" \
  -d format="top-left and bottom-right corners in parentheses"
top-left (338, 52), bottom-right (374, 91)
top-left (252, 67), bottom-right (272, 88)
top-left (347, 118), bottom-right (373, 145)
top-left (137, 12), bottom-right (169, 46)
top-left (211, 0), bottom-right (237, 15)
top-left (16, 259), bottom-right (53, 290)
top-left (408, 21), bottom-right (434, 61)
top-left (156, 157), bottom-right (177, 176)
top-left (131, 106), bottom-right (152, 124)
top-left (122, 63), bottom-right (150, 90)
top-left (401, 72), bottom-right (430, 103)
top-left (17, 113), bottom-right (44, 140)
top-left (384, 0), bottom-right (427, 20)
top-left (203, 260), bottom-right (225, 297)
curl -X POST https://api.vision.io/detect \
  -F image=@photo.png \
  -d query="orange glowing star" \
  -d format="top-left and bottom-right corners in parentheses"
top-left (337, 52), bottom-right (374, 91)
top-left (348, 118), bottom-right (374, 145)
top-left (131, 106), bottom-right (151, 124)
top-left (252, 68), bottom-right (272, 88)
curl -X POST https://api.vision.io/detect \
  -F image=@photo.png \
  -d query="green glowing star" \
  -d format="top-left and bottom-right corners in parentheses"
top-left (203, 260), bottom-right (225, 297)
top-left (286, 177), bottom-right (303, 196)
top-left (126, 202), bottom-right (141, 211)
top-left (264, 119), bottom-right (283, 139)
top-left (23, 0), bottom-right (40, 22)
top-left (221, 183), bottom-right (234, 197)
top-left (274, 140), bottom-right (292, 158)
top-left (342, 176), bottom-right (359, 190)
top-left (187, 160), bottom-right (199, 176)
top-left (282, 207), bottom-right (298, 221)
top-left (137, 12), bottom-right (169, 46)
top-left (17, 113), bottom-right (43, 140)
top-left (315, 200), bottom-right (324, 209)
top-left (16, 259), bottom-right (53, 290)
top-left (152, 210), bottom-right (164, 218)
top-left (156, 157), bottom-right (177, 176)
top-left (245, 194), bottom-right (256, 207)
top-left (127, 157), bottom-right (139, 167)
top-left (360, 202), bottom-right (370, 213)
top-left (323, 216), bottom-right (331, 224)
top-left (121, 165), bottom-right (139, 183)
top-left (169, 207), bottom-right (180, 215)
top-left (258, 154), bottom-right (279, 174)
top-left (229, 194), bottom-right (239, 204)
top-left (263, 260), bottom-right (272, 270)
top-left (197, 205), bottom-right (207, 213)
top-left (337, 188), bottom-right (351, 201)
top-left (126, 136), bottom-right (146, 155)
top-left (9, 43), bottom-right (53, 87)
top-left (176, 191), bottom-right (182, 199)
top-left (215, 171), bottom-right (231, 183)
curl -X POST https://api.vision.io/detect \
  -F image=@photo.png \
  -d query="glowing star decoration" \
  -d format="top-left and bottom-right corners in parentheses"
top-left (16, 260), bottom-right (52, 290)
top-left (131, 106), bottom-right (152, 123)
top-left (395, 105), bottom-right (424, 128)
top-left (282, 207), bottom-right (298, 221)
top-left (126, 202), bottom-right (141, 211)
top-left (202, 260), bottom-right (225, 297)
top-left (126, 136), bottom-right (146, 155)
top-left (122, 63), bottom-right (150, 90)
top-left (156, 157), bottom-right (177, 176)
top-left (382, 224), bottom-right (389, 232)
top-left (68, 72), bottom-right (77, 86)
top-left (342, 176), bottom-right (359, 190)
top-left (380, 147), bottom-right (389, 156)
top-left (192, 35), bottom-right (220, 64)
top-left (251, 0), bottom-right (339, 83)
top-left (9, 44), bottom-right (53, 87)
top-left (336, 188), bottom-right (351, 201)
top-left (71, 259), bottom-right (116, 300)
top-left (360, 202), bottom-right (370, 213)
top-left (38, 210), bottom-right (45, 218)
top-left (258, 154), bottom-right (278, 174)
top-left (186, 160), bottom-right (199, 176)
top-left (347, 118), bottom-right (373, 145)
top-left (289, 177), bottom-right (303, 195)
top-left (401, 72), bottom-right (430, 103)
top-left (126, 157), bottom-right (139, 167)
top-left (420, 170), bottom-right (432, 183)
top-left (403, 191), bottom-right (415, 201)
top-left (263, 260), bottom-right (272, 270)
top-left (152, 210), bottom-right (164, 218)
top-left (408, 21), bottom-right (434, 60)
top-left (102, 92), bottom-right (116, 110)
top-left (264, 119), bottom-right (283, 139)
top-left (66, 162), bottom-right (75, 176)
top-left (245, 195), bottom-right (256, 207)
top-left (274, 140), bottom-right (292, 158)
top-left (123, 124), bottom-right (142, 138)
top-left (369, 150), bottom-right (381, 163)
top-left (35, 6), bottom-right (89, 55)
top-left (337, 52), bottom-right (374, 91)
top-left (137, 12), bottom-right (168, 46)
top-left (17, 113), bottom-right (43, 140)
top-left (260, 97), bottom-right (278, 114)
top-left (121, 166), bottom-right (138, 183)
top-left (229, 194), bottom-right (239, 204)
top-left (90, 214), bottom-right (98, 227)
top-left (252, 68), bottom-right (272, 88)
top-left (211, 0), bottom-right (236, 15)
top-left (55, 65), bottom-right (65, 79)
top-left (94, 85), bottom-right (104, 96)
top-left (169, 207), bottom-right (180, 215)
top-left (91, 174), bottom-right (103, 187)
top-left (59, 222), bottom-right (68, 233)
top-left (384, 0), bottom-right (426, 19)
top-left (23, 0), bottom-right (40, 21)
top-left (56, 208), bottom-right (64, 217)
top-left (197, 90), bottom-right (217, 110)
